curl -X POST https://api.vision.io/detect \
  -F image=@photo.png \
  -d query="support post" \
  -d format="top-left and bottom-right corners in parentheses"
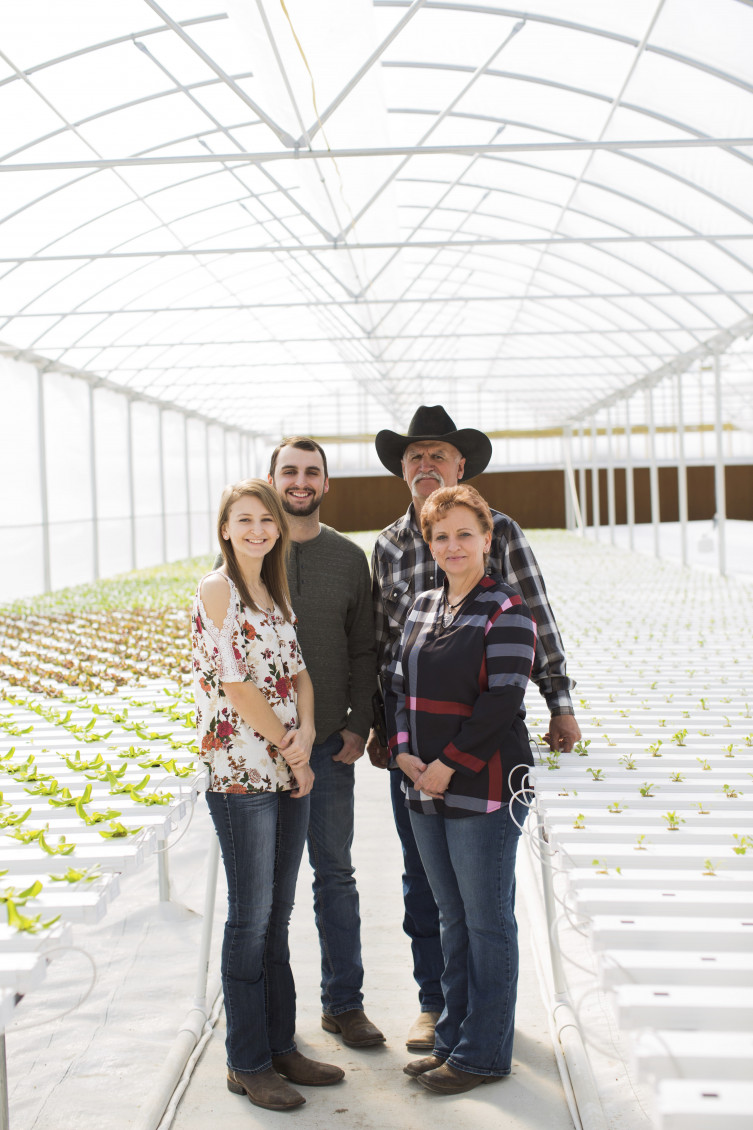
top-left (157, 839), bottom-right (171, 902)
top-left (126, 398), bottom-right (137, 570)
top-left (88, 383), bottom-right (100, 581)
top-left (578, 423), bottom-right (586, 538)
top-left (184, 414), bottom-right (192, 559)
top-left (624, 398), bottom-right (635, 551)
top-left (605, 406), bottom-right (616, 545)
top-left (590, 418), bottom-right (600, 540)
top-left (0, 1033), bottom-right (10, 1130)
top-left (158, 408), bottom-right (167, 565)
top-left (676, 373), bottom-right (689, 567)
top-left (646, 386), bottom-right (661, 558)
top-left (205, 422), bottom-right (212, 553)
top-left (36, 368), bottom-right (52, 592)
top-left (713, 354), bottom-right (727, 576)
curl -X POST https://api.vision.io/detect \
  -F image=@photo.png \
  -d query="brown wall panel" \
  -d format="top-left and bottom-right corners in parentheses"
top-left (319, 468), bottom-right (567, 532)
top-left (321, 464), bottom-right (752, 533)
top-left (573, 464), bottom-right (752, 526)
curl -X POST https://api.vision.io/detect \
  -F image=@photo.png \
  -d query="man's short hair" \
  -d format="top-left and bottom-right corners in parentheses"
top-left (269, 436), bottom-right (328, 479)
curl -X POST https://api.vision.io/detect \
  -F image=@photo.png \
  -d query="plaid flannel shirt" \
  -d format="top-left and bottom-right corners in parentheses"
top-left (371, 503), bottom-right (574, 717)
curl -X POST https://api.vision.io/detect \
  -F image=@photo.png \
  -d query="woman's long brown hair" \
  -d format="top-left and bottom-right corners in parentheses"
top-left (216, 479), bottom-right (293, 622)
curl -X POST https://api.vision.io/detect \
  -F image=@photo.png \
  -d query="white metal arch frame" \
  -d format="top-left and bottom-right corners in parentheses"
top-left (0, 0), bottom-right (751, 445)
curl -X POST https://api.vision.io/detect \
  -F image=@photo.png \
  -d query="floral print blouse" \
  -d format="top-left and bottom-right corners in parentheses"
top-left (192, 572), bottom-right (306, 793)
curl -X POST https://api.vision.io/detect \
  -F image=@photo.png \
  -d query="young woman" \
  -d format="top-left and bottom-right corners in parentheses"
top-left (192, 478), bottom-right (343, 1111)
top-left (385, 485), bottom-right (537, 1095)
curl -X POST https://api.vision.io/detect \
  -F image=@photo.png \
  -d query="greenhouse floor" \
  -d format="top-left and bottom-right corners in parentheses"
top-left (3, 523), bottom-right (752, 1130)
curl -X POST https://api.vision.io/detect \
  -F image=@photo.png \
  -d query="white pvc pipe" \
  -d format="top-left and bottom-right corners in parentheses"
top-left (563, 428), bottom-right (584, 535)
top-left (127, 398), bottom-right (137, 570)
top-left (133, 834), bottom-right (221, 1130)
top-left (523, 825), bottom-right (608, 1130)
top-left (88, 383), bottom-right (100, 582)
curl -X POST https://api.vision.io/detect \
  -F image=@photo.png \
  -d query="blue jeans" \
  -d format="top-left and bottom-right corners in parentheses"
top-left (206, 789), bottom-right (310, 1073)
top-left (409, 799), bottom-right (527, 1076)
top-left (306, 732), bottom-right (364, 1014)
top-left (390, 768), bottom-right (444, 1012)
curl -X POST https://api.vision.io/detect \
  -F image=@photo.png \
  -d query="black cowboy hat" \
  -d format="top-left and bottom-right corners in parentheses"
top-left (375, 405), bottom-right (492, 481)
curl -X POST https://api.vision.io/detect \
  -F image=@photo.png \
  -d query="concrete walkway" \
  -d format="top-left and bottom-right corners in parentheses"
top-left (170, 763), bottom-right (574, 1130)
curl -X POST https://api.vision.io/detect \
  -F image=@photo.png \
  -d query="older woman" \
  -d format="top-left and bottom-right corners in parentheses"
top-left (192, 479), bottom-right (343, 1112)
top-left (385, 484), bottom-right (537, 1095)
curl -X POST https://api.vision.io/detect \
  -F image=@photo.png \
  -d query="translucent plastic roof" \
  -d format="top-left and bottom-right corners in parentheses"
top-left (2, 0), bottom-right (753, 439)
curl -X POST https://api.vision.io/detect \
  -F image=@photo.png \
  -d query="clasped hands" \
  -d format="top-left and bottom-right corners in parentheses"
top-left (396, 752), bottom-right (455, 798)
top-left (278, 726), bottom-right (314, 797)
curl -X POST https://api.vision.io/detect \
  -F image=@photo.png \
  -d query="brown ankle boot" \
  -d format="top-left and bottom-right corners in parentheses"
top-left (271, 1050), bottom-right (344, 1086)
top-left (403, 1054), bottom-right (445, 1078)
top-left (227, 1067), bottom-right (305, 1110)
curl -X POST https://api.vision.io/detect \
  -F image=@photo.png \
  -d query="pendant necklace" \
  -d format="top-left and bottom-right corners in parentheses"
top-left (442, 586), bottom-right (473, 628)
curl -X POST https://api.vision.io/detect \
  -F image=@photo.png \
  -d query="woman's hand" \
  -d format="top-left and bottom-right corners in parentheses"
top-left (289, 763), bottom-right (314, 798)
top-left (414, 760), bottom-right (455, 798)
top-left (396, 752), bottom-right (427, 783)
top-left (278, 726), bottom-right (313, 770)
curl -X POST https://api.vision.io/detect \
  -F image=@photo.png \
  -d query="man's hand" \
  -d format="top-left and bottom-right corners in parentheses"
top-left (366, 729), bottom-right (390, 769)
top-left (544, 714), bottom-right (582, 753)
top-left (414, 760), bottom-right (455, 798)
top-left (333, 728), bottom-right (365, 765)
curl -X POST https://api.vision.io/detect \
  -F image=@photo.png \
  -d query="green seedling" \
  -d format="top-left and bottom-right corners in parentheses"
top-left (0, 808), bottom-right (32, 830)
top-left (696, 758), bottom-right (712, 771)
top-left (639, 782), bottom-right (656, 797)
top-left (604, 734), bottom-right (617, 747)
top-left (634, 834), bottom-right (648, 850)
top-left (543, 751), bottom-right (561, 770)
top-left (702, 859), bottom-right (719, 876)
top-left (722, 784), bottom-right (741, 798)
top-left (669, 771), bottom-right (685, 783)
top-left (696, 801), bottom-right (710, 814)
top-left (24, 778), bottom-right (60, 797)
top-left (573, 740), bottom-right (591, 757)
top-left (607, 802), bottom-right (626, 813)
top-left (662, 811), bottom-right (685, 831)
top-left (99, 820), bottom-right (144, 839)
top-left (591, 859), bottom-right (609, 874)
top-left (49, 866), bottom-right (102, 883)
top-left (587, 767), bottom-right (604, 781)
top-left (699, 698), bottom-right (709, 710)
top-left (671, 729), bottom-right (688, 747)
top-left (723, 745), bottom-right (735, 758)
top-left (732, 834), bottom-right (753, 856)
top-left (647, 741), bottom-right (663, 757)
top-left (657, 719), bottom-right (666, 727)
top-left (49, 783), bottom-right (93, 808)
top-left (572, 813), bottom-right (586, 830)
top-left (618, 755), bottom-right (637, 771)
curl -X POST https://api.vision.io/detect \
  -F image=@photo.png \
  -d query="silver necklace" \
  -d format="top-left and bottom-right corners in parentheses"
top-left (441, 588), bottom-right (470, 628)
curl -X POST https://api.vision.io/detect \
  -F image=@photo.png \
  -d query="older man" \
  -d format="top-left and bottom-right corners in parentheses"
top-left (368, 405), bottom-right (580, 1052)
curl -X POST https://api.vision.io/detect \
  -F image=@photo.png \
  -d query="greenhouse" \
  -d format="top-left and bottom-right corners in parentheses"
top-left (0, 1), bottom-right (752, 1128)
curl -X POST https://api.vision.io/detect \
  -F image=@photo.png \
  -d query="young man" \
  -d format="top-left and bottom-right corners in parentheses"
top-left (268, 437), bottom-right (384, 1048)
top-left (368, 405), bottom-right (580, 1052)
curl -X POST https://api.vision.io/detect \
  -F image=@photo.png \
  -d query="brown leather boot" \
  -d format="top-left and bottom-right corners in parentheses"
top-left (271, 1050), bottom-right (345, 1086)
top-left (321, 1010), bottom-right (386, 1047)
top-left (416, 1063), bottom-right (500, 1094)
top-left (403, 1054), bottom-right (445, 1078)
top-left (227, 1067), bottom-right (305, 1110)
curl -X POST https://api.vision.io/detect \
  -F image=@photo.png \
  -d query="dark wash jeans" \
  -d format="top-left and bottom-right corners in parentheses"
top-left (206, 788), bottom-right (310, 1074)
top-left (306, 731), bottom-right (364, 1014)
top-left (409, 798), bottom-right (528, 1076)
top-left (389, 767), bottom-right (444, 1012)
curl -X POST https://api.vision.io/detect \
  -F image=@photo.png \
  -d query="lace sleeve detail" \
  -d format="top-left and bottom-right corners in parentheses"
top-left (197, 574), bottom-right (248, 683)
